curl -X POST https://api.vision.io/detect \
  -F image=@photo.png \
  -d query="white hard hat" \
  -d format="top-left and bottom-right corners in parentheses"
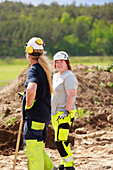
top-left (53, 51), bottom-right (69, 61)
top-left (26, 37), bottom-right (44, 54)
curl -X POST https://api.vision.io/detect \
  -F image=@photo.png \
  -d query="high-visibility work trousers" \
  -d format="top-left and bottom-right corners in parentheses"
top-left (24, 120), bottom-right (54, 170)
top-left (52, 110), bottom-right (75, 168)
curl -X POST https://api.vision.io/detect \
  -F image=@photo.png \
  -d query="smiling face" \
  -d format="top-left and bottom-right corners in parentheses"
top-left (55, 60), bottom-right (68, 75)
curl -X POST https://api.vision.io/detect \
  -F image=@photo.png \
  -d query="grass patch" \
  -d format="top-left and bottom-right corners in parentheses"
top-left (70, 56), bottom-right (113, 66)
top-left (0, 65), bottom-right (28, 87)
top-left (3, 117), bottom-right (18, 127)
top-left (0, 58), bottom-right (29, 87)
top-left (0, 57), bottom-right (29, 65)
top-left (7, 117), bottom-right (18, 126)
top-left (107, 82), bottom-right (113, 87)
top-left (76, 108), bottom-right (92, 119)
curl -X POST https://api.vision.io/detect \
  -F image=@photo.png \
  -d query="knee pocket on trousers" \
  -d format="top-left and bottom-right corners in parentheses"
top-left (58, 123), bottom-right (69, 141)
top-left (58, 128), bottom-right (69, 141)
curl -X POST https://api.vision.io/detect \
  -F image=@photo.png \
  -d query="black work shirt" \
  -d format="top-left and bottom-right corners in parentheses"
top-left (22, 63), bottom-right (51, 122)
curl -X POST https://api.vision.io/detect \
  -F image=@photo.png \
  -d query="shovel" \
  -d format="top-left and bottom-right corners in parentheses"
top-left (13, 115), bottom-right (23, 170)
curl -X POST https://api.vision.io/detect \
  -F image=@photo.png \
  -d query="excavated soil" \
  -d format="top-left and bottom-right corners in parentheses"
top-left (0, 62), bottom-right (113, 169)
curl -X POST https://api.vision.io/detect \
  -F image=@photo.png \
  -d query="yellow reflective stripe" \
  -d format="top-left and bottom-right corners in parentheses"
top-left (62, 141), bottom-right (73, 160)
top-left (31, 121), bottom-right (45, 130)
top-left (62, 155), bottom-right (73, 163)
top-left (25, 99), bottom-right (36, 110)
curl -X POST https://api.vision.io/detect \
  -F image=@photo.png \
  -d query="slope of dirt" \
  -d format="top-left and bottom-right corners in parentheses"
top-left (0, 63), bottom-right (113, 169)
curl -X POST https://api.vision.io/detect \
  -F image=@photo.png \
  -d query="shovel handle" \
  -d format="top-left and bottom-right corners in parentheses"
top-left (13, 116), bottom-right (23, 170)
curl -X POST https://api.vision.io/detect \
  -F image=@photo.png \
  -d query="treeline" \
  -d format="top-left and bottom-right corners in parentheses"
top-left (0, 1), bottom-right (113, 57)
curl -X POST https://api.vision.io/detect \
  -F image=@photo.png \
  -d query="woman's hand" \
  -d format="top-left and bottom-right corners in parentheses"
top-left (59, 110), bottom-right (70, 119)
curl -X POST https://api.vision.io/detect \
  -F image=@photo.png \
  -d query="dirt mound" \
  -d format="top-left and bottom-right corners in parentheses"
top-left (0, 63), bottom-right (113, 156)
top-left (0, 66), bottom-right (28, 155)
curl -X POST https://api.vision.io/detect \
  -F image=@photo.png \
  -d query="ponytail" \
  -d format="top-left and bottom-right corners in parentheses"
top-left (38, 54), bottom-right (53, 94)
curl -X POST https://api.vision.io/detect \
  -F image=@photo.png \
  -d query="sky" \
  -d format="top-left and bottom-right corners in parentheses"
top-left (0, 0), bottom-right (113, 6)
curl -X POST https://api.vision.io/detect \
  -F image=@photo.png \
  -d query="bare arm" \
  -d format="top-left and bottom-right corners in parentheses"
top-left (65, 89), bottom-right (76, 112)
top-left (26, 82), bottom-right (37, 107)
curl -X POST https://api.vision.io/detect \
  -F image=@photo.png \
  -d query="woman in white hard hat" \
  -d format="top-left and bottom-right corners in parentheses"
top-left (22, 37), bottom-right (57, 170)
top-left (51, 51), bottom-right (78, 170)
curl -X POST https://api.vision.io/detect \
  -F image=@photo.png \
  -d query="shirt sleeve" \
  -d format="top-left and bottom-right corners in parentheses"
top-left (27, 68), bottom-right (38, 84)
top-left (64, 74), bottom-right (78, 90)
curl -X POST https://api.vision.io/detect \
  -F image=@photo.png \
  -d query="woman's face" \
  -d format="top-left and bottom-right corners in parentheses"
top-left (55, 60), bottom-right (68, 74)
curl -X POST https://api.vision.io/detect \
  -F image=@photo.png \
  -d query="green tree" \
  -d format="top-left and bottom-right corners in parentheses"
top-left (73, 16), bottom-right (91, 55)
top-left (90, 19), bottom-right (111, 55)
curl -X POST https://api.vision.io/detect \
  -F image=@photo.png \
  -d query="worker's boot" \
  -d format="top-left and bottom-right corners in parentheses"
top-left (58, 165), bottom-right (64, 170)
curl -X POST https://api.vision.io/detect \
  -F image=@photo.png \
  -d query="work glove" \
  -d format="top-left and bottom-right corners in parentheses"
top-left (59, 110), bottom-right (70, 119)
top-left (18, 92), bottom-right (24, 100)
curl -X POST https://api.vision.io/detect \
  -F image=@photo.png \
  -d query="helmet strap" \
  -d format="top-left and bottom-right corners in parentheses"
top-left (30, 52), bottom-right (43, 56)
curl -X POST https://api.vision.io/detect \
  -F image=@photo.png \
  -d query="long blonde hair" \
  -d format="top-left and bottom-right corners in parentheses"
top-left (29, 50), bottom-right (53, 94)
top-left (38, 54), bottom-right (53, 94)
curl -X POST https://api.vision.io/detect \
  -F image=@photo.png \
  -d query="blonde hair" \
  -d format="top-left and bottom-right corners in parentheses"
top-left (29, 50), bottom-right (53, 94)
top-left (38, 54), bottom-right (53, 94)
